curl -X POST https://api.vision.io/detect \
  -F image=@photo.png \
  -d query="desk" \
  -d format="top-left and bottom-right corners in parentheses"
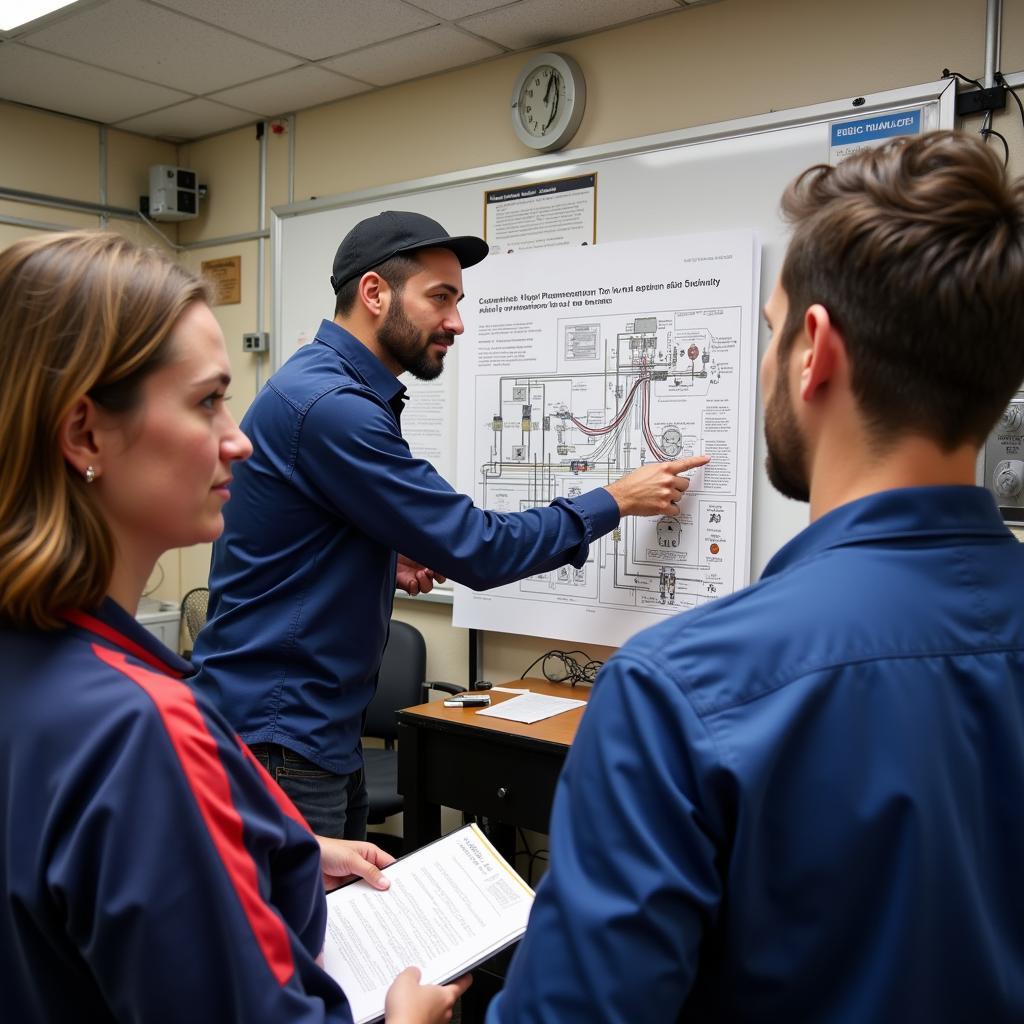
top-left (396, 678), bottom-right (590, 858)
top-left (396, 679), bottom-right (590, 1021)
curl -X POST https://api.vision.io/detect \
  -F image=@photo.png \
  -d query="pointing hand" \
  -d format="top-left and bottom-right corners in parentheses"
top-left (604, 455), bottom-right (711, 518)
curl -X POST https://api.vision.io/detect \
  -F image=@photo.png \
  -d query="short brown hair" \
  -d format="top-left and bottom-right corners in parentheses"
top-left (778, 130), bottom-right (1024, 449)
top-left (334, 253), bottom-right (422, 317)
top-left (0, 232), bottom-right (209, 629)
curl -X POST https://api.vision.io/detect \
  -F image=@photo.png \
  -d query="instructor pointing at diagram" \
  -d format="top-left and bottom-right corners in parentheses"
top-left (192, 211), bottom-right (708, 839)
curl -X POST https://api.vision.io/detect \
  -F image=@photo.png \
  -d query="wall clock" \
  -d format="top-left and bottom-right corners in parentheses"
top-left (511, 52), bottom-right (587, 152)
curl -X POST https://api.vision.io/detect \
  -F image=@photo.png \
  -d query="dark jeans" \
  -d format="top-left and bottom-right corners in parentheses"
top-left (249, 743), bottom-right (368, 841)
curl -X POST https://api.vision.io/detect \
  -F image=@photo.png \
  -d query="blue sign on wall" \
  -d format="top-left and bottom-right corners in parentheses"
top-left (831, 109), bottom-right (922, 147)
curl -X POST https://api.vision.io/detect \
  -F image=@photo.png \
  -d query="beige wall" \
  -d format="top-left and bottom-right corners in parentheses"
top-left (2, 0), bottom-right (1023, 683)
top-left (0, 100), bottom-right (183, 600)
top-left (0, 101), bottom-right (178, 235)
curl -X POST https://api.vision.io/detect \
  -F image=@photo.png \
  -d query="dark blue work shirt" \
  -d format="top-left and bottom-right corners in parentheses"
top-left (489, 486), bottom-right (1024, 1023)
top-left (192, 320), bottom-right (619, 773)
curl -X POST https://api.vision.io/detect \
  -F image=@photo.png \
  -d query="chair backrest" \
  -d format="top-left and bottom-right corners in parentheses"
top-left (180, 587), bottom-right (210, 646)
top-left (364, 620), bottom-right (427, 742)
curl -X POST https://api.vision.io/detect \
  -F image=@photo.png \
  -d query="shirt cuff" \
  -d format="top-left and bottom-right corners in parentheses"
top-left (571, 487), bottom-right (621, 540)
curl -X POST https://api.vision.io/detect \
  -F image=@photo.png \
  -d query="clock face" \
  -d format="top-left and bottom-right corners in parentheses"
top-left (510, 53), bottom-right (586, 152)
top-left (517, 64), bottom-right (564, 139)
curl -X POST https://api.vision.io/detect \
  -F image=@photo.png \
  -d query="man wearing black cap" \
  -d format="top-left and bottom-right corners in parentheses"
top-left (191, 211), bottom-right (708, 839)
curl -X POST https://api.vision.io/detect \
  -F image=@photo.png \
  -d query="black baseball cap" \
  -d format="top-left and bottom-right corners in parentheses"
top-left (330, 210), bottom-right (489, 294)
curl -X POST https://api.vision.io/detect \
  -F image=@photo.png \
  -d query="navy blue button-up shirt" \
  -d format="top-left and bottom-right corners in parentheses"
top-left (192, 320), bottom-right (619, 773)
top-left (489, 486), bottom-right (1024, 1022)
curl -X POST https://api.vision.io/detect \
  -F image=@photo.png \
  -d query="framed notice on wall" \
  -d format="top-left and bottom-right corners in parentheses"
top-left (201, 255), bottom-right (242, 305)
top-left (484, 173), bottom-right (596, 255)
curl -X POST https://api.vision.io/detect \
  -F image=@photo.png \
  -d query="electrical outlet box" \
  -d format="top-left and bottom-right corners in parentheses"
top-left (955, 86), bottom-right (1007, 117)
top-left (984, 391), bottom-right (1024, 523)
top-left (242, 332), bottom-right (269, 353)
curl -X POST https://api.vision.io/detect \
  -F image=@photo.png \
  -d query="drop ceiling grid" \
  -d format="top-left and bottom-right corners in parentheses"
top-left (113, 96), bottom-right (262, 140)
top-left (0, 0), bottom-right (704, 140)
top-left (407, 0), bottom-right (523, 20)
top-left (457, 0), bottom-right (681, 49)
top-left (150, 0), bottom-right (442, 62)
top-left (0, 41), bottom-right (190, 122)
top-left (208, 65), bottom-right (372, 118)
top-left (322, 24), bottom-right (504, 88)
top-left (18, 0), bottom-right (300, 93)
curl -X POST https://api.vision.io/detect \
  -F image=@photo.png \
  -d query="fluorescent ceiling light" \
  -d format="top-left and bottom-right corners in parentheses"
top-left (0, 0), bottom-right (80, 31)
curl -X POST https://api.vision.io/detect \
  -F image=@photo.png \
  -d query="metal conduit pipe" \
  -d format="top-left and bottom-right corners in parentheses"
top-left (98, 127), bottom-right (109, 231)
top-left (0, 212), bottom-right (78, 233)
top-left (257, 122), bottom-right (268, 392)
top-left (180, 229), bottom-right (269, 251)
top-left (984, 0), bottom-right (1002, 89)
top-left (0, 185), bottom-right (139, 220)
top-left (0, 185), bottom-right (268, 251)
top-left (288, 114), bottom-right (296, 205)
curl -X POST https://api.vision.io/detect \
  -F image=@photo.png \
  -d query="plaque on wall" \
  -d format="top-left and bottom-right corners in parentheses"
top-left (201, 255), bottom-right (241, 305)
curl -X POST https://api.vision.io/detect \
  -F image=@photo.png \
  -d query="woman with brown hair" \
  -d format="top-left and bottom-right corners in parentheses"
top-left (0, 232), bottom-right (467, 1023)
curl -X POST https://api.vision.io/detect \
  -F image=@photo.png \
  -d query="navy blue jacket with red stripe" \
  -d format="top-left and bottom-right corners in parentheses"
top-left (0, 599), bottom-right (355, 1022)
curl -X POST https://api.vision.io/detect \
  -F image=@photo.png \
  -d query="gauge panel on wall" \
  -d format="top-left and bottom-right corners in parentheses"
top-left (511, 52), bottom-right (587, 152)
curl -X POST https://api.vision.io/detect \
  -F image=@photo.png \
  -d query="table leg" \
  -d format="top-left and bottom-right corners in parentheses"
top-left (482, 819), bottom-right (516, 864)
top-left (397, 721), bottom-right (441, 853)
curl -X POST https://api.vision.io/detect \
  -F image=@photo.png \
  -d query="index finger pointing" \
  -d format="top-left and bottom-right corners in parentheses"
top-left (666, 455), bottom-right (710, 473)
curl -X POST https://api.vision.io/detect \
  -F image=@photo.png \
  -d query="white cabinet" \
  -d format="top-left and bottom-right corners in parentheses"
top-left (136, 599), bottom-right (181, 652)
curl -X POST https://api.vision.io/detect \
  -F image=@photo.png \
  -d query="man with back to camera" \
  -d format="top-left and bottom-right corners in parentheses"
top-left (191, 210), bottom-right (709, 839)
top-left (486, 131), bottom-right (1024, 1023)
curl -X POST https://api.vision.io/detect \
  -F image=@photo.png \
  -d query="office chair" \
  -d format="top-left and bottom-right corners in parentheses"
top-left (364, 620), bottom-right (464, 853)
top-left (179, 586), bottom-right (209, 658)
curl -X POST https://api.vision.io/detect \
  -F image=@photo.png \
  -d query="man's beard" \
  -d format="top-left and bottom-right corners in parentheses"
top-left (377, 296), bottom-right (453, 381)
top-left (764, 369), bottom-right (810, 503)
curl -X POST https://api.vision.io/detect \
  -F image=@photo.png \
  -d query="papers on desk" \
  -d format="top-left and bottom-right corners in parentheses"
top-left (323, 823), bottom-right (533, 1024)
top-left (476, 692), bottom-right (586, 724)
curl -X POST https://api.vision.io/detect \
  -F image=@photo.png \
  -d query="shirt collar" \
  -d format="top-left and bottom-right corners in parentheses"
top-left (312, 319), bottom-right (408, 407)
top-left (64, 597), bottom-right (192, 679)
top-left (761, 486), bottom-right (1012, 582)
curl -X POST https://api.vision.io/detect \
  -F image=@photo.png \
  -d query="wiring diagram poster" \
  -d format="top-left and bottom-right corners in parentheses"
top-left (454, 231), bottom-right (761, 647)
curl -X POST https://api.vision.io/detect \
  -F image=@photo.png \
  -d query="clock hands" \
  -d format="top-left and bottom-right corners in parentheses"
top-left (543, 70), bottom-right (557, 108)
top-left (543, 71), bottom-right (559, 130)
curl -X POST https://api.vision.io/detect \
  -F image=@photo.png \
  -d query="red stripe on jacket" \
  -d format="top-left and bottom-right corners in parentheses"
top-left (65, 609), bottom-right (184, 677)
top-left (92, 644), bottom-right (296, 986)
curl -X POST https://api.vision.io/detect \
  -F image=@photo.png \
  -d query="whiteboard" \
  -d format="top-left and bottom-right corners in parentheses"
top-left (272, 79), bottom-right (954, 583)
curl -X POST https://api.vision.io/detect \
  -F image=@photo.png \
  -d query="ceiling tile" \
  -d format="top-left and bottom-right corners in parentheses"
top-left (408, 0), bottom-right (514, 18)
top-left (153, 0), bottom-right (440, 61)
top-left (21, 0), bottom-right (299, 93)
top-left (0, 0), bottom-right (105, 40)
top-left (208, 66), bottom-right (370, 117)
top-left (113, 97), bottom-right (257, 141)
top-left (458, 0), bottom-right (677, 50)
top-left (322, 24), bottom-right (502, 87)
top-left (0, 41), bottom-right (189, 122)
